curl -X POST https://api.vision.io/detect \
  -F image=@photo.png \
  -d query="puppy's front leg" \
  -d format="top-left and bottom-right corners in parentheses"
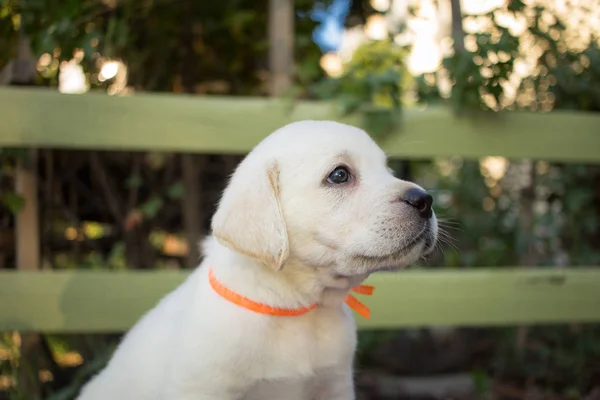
top-left (314, 367), bottom-right (355, 400)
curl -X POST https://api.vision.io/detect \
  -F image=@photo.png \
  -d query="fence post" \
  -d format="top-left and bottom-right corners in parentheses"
top-left (268, 0), bottom-right (294, 96)
top-left (15, 149), bottom-right (41, 399)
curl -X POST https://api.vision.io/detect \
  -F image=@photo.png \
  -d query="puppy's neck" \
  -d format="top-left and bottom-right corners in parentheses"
top-left (202, 237), bottom-right (357, 310)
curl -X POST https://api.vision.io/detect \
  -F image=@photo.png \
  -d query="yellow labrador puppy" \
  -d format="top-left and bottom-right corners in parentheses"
top-left (77, 120), bottom-right (438, 400)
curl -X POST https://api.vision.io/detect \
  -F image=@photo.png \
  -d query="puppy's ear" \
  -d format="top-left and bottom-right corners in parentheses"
top-left (211, 160), bottom-right (289, 270)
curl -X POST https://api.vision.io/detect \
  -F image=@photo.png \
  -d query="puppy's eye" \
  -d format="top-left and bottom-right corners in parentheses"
top-left (327, 167), bottom-right (350, 184)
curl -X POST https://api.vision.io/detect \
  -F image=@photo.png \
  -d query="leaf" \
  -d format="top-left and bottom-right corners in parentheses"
top-left (0, 147), bottom-right (28, 159)
top-left (167, 182), bottom-right (184, 199)
top-left (107, 242), bottom-right (127, 270)
top-left (472, 369), bottom-right (491, 395)
top-left (124, 173), bottom-right (143, 189)
top-left (55, 17), bottom-right (71, 35)
top-left (507, 0), bottom-right (526, 12)
top-left (0, 192), bottom-right (25, 214)
top-left (140, 196), bottom-right (164, 218)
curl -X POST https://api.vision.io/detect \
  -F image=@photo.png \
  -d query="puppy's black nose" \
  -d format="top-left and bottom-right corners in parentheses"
top-left (401, 188), bottom-right (433, 219)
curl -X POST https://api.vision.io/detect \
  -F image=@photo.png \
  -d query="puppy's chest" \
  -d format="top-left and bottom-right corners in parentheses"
top-left (261, 306), bottom-right (357, 380)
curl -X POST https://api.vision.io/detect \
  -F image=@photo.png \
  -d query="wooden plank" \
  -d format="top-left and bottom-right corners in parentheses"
top-left (379, 108), bottom-right (600, 163)
top-left (1, 87), bottom-right (599, 163)
top-left (1, 268), bottom-right (599, 333)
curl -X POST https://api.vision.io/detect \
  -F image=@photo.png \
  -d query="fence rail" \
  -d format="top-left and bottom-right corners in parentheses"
top-left (1, 87), bottom-right (600, 334)
top-left (1, 87), bottom-right (600, 162)
top-left (1, 268), bottom-right (599, 332)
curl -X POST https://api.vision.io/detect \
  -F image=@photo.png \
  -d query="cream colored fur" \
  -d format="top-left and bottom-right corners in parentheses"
top-left (77, 120), bottom-right (438, 400)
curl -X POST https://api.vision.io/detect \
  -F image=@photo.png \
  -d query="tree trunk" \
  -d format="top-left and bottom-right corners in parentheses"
top-left (449, 0), bottom-right (465, 52)
top-left (268, 0), bottom-right (294, 96)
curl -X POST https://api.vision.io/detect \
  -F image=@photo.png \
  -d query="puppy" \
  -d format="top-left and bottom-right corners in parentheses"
top-left (77, 120), bottom-right (438, 400)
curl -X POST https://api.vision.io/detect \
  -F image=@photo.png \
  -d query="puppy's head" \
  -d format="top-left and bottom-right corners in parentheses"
top-left (211, 120), bottom-right (437, 276)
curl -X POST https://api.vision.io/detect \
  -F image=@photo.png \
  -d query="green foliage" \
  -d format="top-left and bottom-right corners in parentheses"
top-left (139, 196), bottom-right (164, 219)
top-left (0, 192), bottom-right (25, 214)
top-left (166, 182), bottom-right (184, 199)
top-left (472, 368), bottom-right (492, 399)
top-left (44, 340), bottom-right (115, 400)
top-left (443, 23), bottom-right (520, 112)
top-left (423, 158), bottom-right (520, 267)
top-left (522, 23), bottom-right (600, 112)
top-left (0, 333), bottom-right (19, 399)
top-left (311, 40), bottom-right (411, 137)
top-left (2, 0), bottom-right (307, 94)
top-left (419, 0), bottom-right (600, 115)
top-left (0, 0), bottom-right (18, 71)
top-left (492, 325), bottom-right (600, 392)
top-left (0, 148), bottom-right (27, 216)
top-left (537, 164), bottom-right (600, 266)
top-left (123, 173), bottom-right (142, 189)
top-left (412, 1), bottom-right (600, 268)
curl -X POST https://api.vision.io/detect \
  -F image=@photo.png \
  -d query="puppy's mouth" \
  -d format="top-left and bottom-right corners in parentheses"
top-left (353, 224), bottom-right (436, 266)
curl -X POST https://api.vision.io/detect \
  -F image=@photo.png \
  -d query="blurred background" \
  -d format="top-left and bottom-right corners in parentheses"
top-left (1, 0), bottom-right (600, 399)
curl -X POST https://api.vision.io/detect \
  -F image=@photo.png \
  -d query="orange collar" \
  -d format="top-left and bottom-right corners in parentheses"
top-left (208, 267), bottom-right (375, 319)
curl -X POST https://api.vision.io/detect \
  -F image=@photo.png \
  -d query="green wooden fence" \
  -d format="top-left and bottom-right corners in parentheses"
top-left (1, 87), bottom-right (600, 332)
